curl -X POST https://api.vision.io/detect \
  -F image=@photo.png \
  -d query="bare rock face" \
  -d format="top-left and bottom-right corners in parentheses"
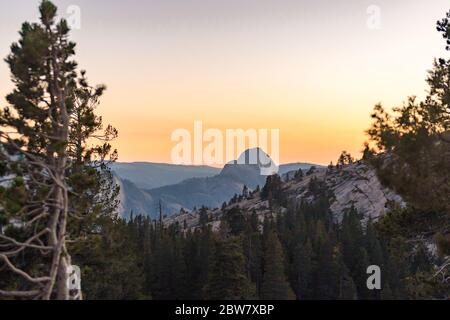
top-left (281, 162), bottom-right (403, 222)
top-left (324, 162), bottom-right (403, 222)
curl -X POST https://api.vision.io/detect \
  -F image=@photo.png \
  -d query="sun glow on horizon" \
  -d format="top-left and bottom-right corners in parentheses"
top-left (0, 0), bottom-right (448, 166)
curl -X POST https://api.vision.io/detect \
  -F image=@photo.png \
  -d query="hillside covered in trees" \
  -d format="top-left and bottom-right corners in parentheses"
top-left (79, 157), bottom-right (445, 300)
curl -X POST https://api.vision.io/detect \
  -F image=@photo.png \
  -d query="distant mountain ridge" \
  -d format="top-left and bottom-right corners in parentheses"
top-left (111, 162), bottom-right (220, 189)
top-left (113, 149), bottom-right (321, 219)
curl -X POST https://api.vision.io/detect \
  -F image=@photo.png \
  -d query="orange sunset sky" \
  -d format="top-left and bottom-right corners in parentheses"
top-left (0, 0), bottom-right (449, 165)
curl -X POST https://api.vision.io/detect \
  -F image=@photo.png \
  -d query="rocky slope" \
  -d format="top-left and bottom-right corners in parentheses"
top-left (164, 161), bottom-right (403, 230)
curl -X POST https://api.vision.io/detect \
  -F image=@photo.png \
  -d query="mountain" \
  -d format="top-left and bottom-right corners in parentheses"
top-left (115, 148), bottom-right (321, 219)
top-left (147, 162), bottom-right (266, 216)
top-left (115, 177), bottom-right (155, 217)
top-left (111, 162), bottom-right (220, 189)
top-left (164, 161), bottom-right (403, 229)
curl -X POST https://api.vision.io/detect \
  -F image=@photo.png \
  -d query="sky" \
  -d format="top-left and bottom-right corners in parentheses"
top-left (0, 0), bottom-right (449, 166)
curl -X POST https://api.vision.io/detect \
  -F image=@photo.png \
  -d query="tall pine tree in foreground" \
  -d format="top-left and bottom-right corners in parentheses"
top-left (0, 0), bottom-right (118, 299)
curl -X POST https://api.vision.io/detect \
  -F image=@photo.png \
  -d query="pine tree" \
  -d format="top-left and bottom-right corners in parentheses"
top-left (0, 0), bottom-right (84, 299)
top-left (365, 218), bottom-right (384, 268)
top-left (224, 207), bottom-right (246, 236)
top-left (312, 221), bottom-right (340, 299)
top-left (335, 249), bottom-right (357, 300)
top-left (72, 217), bottom-right (145, 300)
top-left (261, 175), bottom-right (284, 203)
top-left (340, 206), bottom-right (371, 298)
top-left (0, 1), bottom-right (119, 300)
top-left (199, 206), bottom-right (209, 227)
top-left (366, 11), bottom-right (450, 280)
top-left (337, 151), bottom-right (354, 167)
top-left (243, 231), bottom-right (263, 296)
top-left (205, 236), bottom-right (254, 300)
top-left (292, 240), bottom-right (313, 299)
top-left (191, 227), bottom-right (214, 299)
top-left (242, 185), bottom-right (249, 198)
top-left (306, 166), bottom-right (316, 175)
top-left (260, 231), bottom-right (292, 300)
top-left (294, 168), bottom-right (304, 180)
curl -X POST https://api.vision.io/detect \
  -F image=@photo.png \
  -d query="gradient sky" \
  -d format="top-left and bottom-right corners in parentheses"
top-left (0, 0), bottom-right (449, 165)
